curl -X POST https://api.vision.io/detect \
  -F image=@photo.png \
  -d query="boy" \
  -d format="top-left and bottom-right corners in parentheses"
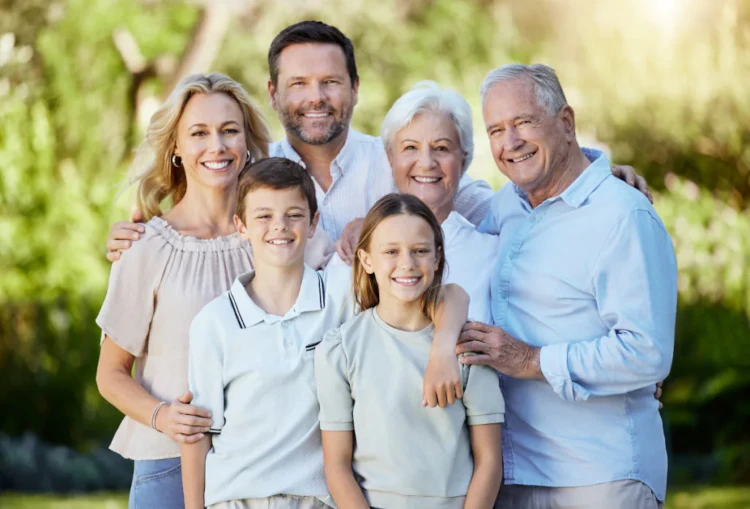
top-left (181, 157), bottom-right (469, 509)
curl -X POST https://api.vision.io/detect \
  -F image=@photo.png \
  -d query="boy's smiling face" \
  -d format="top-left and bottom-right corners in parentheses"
top-left (234, 186), bottom-right (319, 268)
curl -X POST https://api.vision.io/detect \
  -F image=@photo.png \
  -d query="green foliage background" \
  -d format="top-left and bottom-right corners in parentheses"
top-left (1, 0), bottom-right (748, 486)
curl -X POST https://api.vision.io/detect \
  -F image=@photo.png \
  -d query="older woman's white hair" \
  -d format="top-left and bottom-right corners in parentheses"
top-left (381, 81), bottom-right (474, 174)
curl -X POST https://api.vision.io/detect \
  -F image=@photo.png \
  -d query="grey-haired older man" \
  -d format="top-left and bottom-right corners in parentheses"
top-left (457, 64), bottom-right (677, 509)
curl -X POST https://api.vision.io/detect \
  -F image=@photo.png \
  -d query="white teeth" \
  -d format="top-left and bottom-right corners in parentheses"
top-left (510, 152), bottom-right (535, 163)
top-left (304, 113), bottom-right (330, 118)
top-left (203, 161), bottom-right (231, 170)
top-left (413, 177), bottom-right (440, 183)
top-left (268, 239), bottom-right (292, 245)
top-left (394, 277), bottom-right (419, 284)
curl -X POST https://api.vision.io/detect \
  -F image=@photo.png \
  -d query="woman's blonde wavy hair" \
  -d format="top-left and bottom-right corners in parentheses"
top-left (132, 73), bottom-right (271, 220)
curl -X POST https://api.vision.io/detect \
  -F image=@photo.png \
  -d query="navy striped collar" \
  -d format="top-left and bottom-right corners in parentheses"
top-left (228, 266), bottom-right (326, 329)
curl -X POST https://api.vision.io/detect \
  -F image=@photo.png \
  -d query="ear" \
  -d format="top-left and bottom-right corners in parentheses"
top-left (559, 105), bottom-right (576, 142)
top-left (351, 77), bottom-right (359, 108)
top-left (307, 210), bottom-right (320, 239)
top-left (233, 214), bottom-right (247, 236)
top-left (268, 79), bottom-right (278, 111)
top-left (173, 145), bottom-right (181, 157)
top-left (357, 248), bottom-right (374, 274)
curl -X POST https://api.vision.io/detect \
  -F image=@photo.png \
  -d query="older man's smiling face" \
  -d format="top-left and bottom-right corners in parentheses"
top-left (482, 78), bottom-right (575, 200)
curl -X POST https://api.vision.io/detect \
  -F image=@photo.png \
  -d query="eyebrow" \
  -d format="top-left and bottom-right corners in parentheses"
top-left (400, 138), bottom-right (455, 144)
top-left (286, 74), bottom-right (346, 82)
top-left (251, 206), bottom-right (306, 212)
top-left (187, 120), bottom-right (241, 130)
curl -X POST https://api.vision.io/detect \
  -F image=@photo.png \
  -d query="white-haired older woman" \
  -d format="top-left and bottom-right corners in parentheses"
top-left (380, 81), bottom-right (499, 322)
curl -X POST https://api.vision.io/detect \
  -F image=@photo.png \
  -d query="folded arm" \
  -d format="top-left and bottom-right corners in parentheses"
top-left (540, 209), bottom-right (677, 401)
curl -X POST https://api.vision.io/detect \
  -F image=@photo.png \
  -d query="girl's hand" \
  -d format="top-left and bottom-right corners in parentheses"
top-left (156, 391), bottom-right (213, 444)
top-left (423, 345), bottom-right (463, 408)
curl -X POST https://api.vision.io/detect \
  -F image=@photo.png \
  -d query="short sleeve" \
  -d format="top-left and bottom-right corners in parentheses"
top-left (95, 225), bottom-right (172, 357)
top-left (462, 364), bottom-right (505, 426)
top-left (188, 308), bottom-right (226, 433)
top-left (315, 328), bottom-right (354, 431)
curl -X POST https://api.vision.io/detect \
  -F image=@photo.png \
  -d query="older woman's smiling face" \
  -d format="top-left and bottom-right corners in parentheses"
top-left (389, 111), bottom-right (464, 223)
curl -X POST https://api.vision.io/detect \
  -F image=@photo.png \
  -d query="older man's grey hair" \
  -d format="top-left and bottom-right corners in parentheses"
top-left (480, 64), bottom-right (568, 116)
top-left (381, 81), bottom-right (474, 174)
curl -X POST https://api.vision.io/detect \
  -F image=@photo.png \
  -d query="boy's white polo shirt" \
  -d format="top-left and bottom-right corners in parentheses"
top-left (188, 265), bottom-right (354, 507)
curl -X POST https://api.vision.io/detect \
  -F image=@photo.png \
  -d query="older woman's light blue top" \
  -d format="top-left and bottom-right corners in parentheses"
top-left (479, 154), bottom-right (677, 502)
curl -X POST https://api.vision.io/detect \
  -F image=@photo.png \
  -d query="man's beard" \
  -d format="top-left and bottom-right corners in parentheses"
top-left (279, 104), bottom-right (352, 146)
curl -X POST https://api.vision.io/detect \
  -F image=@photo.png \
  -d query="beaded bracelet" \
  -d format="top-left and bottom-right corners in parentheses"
top-left (150, 401), bottom-right (167, 431)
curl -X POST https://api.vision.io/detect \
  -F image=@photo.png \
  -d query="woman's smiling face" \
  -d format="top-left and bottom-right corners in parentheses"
top-left (174, 92), bottom-right (248, 192)
top-left (389, 110), bottom-right (464, 223)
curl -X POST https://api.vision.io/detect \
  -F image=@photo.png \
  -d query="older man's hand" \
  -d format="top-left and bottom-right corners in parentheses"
top-left (334, 217), bottom-right (365, 265)
top-left (456, 321), bottom-right (544, 379)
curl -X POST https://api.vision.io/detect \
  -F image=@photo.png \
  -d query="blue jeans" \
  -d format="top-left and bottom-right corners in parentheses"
top-left (129, 457), bottom-right (185, 509)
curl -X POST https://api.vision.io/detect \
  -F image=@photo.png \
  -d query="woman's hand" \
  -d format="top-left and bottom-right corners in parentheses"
top-left (106, 209), bottom-right (145, 262)
top-left (156, 391), bottom-right (213, 444)
top-left (611, 164), bottom-right (653, 203)
top-left (334, 218), bottom-right (365, 265)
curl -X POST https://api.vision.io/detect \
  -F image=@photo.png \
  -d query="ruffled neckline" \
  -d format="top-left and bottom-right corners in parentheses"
top-left (147, 216), bottom-right (249, 253)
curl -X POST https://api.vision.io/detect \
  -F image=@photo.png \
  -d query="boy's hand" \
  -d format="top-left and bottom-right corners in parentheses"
top-left (106, 208), bottom-right (145, 262)
top-left (423, 346), bottom-right (463, 408)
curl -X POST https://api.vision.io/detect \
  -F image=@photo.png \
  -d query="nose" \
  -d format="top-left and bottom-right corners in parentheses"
top-left (417, 147), bottom-right (436, 170)
top-left (398, 250), bottom-right (416, 270)
top-left (503, 126), bottom-right (524, 153)
top-left (207, 130), bottom-right (227, 153)
top-left (271, 215), bottom-right (289, 232)
top-left (308, 81), bottom-right (328, 106)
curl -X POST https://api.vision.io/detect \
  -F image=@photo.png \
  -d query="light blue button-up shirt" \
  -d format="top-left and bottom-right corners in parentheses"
top-left (478, 153), bottom-right (677, 502)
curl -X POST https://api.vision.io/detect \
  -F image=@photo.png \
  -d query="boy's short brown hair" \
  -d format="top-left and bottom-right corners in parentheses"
top-left (235, 157), bottom-right (318, 223)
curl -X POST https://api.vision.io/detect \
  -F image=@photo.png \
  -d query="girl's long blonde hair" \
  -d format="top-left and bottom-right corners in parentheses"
top-left (132, 73), bottom-right (271, 220)
top-left (353, 193), bottom-right (446, 321)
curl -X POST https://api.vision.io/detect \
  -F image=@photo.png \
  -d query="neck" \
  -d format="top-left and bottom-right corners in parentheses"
top-left (164, 182), bottom-right (237, 237)
top-left (288, 129), bottom-right (349, 191)
top-left (432, 202), bottom-right (453, 225)
top-left (247, 262), bottom-right (305, 316)
top-left (526, 144), bottom-right (590, 208)
top-left (375, 297), bottom-right (431, 332)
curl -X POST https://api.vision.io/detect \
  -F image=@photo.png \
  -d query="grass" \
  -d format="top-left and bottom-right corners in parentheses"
top-left (2, 487), bottom-right (750, 508)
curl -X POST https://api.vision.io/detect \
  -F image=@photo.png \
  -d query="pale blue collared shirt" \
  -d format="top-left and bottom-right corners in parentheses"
top-left (478, 153), bottom-right (677, 502)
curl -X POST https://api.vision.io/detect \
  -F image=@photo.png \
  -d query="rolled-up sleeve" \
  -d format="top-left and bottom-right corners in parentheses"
top-left (540, 209), bottom-right (678, 401)
top-left (315, 328), bottom-right (354, 431)
top-left (462, 364), bottom-right (505, 425)
top-left (188, 310), bottom-right (226, 433)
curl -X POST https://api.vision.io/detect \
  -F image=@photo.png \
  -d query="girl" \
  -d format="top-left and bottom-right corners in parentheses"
top-left (315, 193), bottom-right (505, 509)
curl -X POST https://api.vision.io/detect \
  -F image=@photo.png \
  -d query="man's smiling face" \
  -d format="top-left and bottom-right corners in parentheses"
top-left (269, 42), bottom-right (358, 146)
top-left (482, 77), bottom-right (574, 197)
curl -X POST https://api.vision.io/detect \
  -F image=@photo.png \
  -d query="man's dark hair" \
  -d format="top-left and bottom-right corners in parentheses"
top-left (236, 157), bottom-right (318, 223)
top-left (268, 20), bottom-right (358, 87)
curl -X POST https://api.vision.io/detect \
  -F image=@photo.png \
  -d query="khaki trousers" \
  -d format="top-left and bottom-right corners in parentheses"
top-left (494, 480), bottom-right (663, 509)
top-left (209, 495), bottom-right (330, 509)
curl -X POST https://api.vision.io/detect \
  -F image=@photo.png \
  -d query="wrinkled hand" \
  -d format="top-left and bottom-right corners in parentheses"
top-left (655, 380), bottom-right (664, 410)
top-left (334, 217), bottom-right (364, 265)
top-left (422, 348), bottom-right (463, 408)
top-left (156, 391), bottom-right (213, 444)
top-left (106, 208), bottom-right (145, 262)
top-left (456, 321), bottom-right (542, 379)
top-left (611, 164), bottom-right (653, 203)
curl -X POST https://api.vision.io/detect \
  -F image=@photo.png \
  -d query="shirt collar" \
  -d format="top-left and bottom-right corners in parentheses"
top-left (510, 151), bottom-right (611, 210)
top-left (279, 128), bottom-right (360, 178)
top-left (229, 266), bottom-right (326, 328)
top-left (558, 152), bottom-right (611, 208)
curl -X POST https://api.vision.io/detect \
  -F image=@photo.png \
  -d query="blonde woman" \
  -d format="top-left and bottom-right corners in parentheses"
top-left (95, 73), bottom-right (272, 509)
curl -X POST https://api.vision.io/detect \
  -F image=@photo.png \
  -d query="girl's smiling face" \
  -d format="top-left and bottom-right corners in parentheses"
top-left (357, 213), bottom-right (440, 307)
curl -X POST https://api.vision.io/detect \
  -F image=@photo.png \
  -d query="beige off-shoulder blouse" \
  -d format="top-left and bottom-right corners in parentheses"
top-left (96, 216), bottom-right (255, 460)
